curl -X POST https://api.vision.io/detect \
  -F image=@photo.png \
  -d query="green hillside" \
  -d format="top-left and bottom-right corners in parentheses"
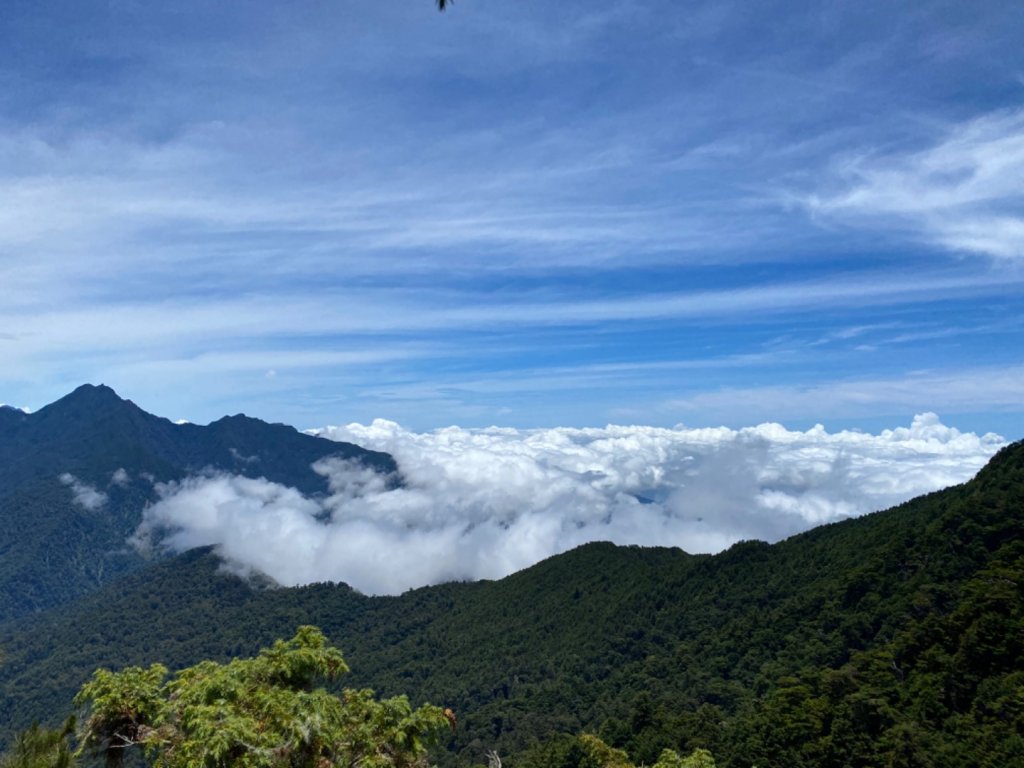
top-left (0, 441), bottom-right (1020, 767)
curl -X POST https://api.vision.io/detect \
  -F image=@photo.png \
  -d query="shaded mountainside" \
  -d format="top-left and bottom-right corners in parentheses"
top-left (0, 441), bottom-right (1021, 767)
top-left (0, 384), bottom-right (395, 621)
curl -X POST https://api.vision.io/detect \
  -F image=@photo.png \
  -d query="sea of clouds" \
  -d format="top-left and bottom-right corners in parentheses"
top-left (133, 413), bottom-right (1006, 595)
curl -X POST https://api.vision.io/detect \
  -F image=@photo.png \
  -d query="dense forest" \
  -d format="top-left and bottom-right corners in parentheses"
top-left (0, 439), bottom-right (1020, 767)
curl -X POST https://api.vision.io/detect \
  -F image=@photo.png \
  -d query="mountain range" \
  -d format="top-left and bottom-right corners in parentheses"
top-left (0, 386), bottom-right (1020, 768)
top-left (0, 384), bottom-right (394, 621)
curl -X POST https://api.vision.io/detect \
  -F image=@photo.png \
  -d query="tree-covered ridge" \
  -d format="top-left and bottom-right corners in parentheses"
top-left (0, 441), bottom-right (1021, 767)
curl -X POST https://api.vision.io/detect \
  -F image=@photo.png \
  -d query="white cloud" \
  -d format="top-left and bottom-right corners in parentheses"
top-left (58, 473), bottom-right (108, 511)
top-left (808, 108), bottom-right (1024, 259)
top-left (110, 468), bottom-right (130, 486)
top-left (1, 271), bottom-right (1017, 372)
top-left (229, 448), bottom-right (260, 465)
top-left (134, 414), bottom-right (1006, 595)
top-left (667, 364), bottom-right (1024, 422)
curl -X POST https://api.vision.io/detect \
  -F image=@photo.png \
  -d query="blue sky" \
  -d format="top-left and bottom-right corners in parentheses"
top-left (1, 0), bottom-right (1023, 436)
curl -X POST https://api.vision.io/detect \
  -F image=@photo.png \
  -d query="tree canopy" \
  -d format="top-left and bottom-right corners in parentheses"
top-left (519, 733), bottom-right (716, 768)
top-left (74, 626), bottom-right (448, 768)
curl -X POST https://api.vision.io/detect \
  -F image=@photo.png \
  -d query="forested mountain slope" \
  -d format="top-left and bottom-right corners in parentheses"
top-left (0, 384), bottom-right (395, 621)
top-left (0, 441), bottom-right (1020, 767)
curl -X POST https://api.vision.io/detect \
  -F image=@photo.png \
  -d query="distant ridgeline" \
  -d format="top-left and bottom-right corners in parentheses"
top-left (0, 387), bottom-right (1021, 767)
top-left (0, 384), bottom-right (395, 621)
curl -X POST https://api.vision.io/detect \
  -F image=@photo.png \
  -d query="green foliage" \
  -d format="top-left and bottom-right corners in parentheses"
top-left (74, 627), bottom-right (447, 768)
top-left (576, 734), bottom-right (632, 768)
top-left (0, 721), bottom-right (75, 768)
top-left (518, 734), bottom-right (714, 768)
top-left (653, 747), bottom-right (716, 768)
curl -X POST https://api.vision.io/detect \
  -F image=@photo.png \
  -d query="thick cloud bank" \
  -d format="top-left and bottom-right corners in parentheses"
top-left (136, 414), bottom-right (1005, 595)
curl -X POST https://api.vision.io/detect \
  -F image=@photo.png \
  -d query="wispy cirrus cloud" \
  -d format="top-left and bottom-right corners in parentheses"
top-left (667, 364), bottom-right (1024, 423)
top-left (2, 269), bottom-right (1018, 355)
top-left (807, 108), bottom-right (1024, 259)
top-left (1, 1), bottom-right (1022, 433)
